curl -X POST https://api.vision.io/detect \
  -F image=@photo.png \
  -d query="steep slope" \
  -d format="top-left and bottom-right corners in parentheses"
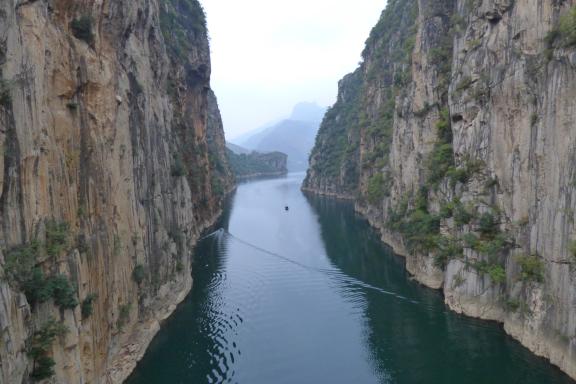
top-left (227, 150), bottom-right (288, 179)
top-left (237, 102), bottom-right (326, 171)
top-left (305, 0), bottom-right (576, 379)
top-left (0, 0), bottom-right (233, 383)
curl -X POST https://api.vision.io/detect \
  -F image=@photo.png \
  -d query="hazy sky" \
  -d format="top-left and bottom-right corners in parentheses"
top-left (202, 0), bottom-right (387, 140)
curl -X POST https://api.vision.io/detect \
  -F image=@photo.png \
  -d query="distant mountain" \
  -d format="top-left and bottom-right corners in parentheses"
top-left (232, 102), bottom-right (327, 171)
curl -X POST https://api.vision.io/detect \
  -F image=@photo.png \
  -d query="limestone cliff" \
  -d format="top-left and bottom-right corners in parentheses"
top-left (305, 0), bottom-right (576, 379)
top-left (0, 0), bottom-right (233, 383)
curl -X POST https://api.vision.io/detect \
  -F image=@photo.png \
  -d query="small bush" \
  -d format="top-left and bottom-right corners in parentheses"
top-left (4, 241), bottom-right (41, 287)
top-left (427, 143), bottom-right (454, 185)
top-left (477, 212), bottom-right (499, 237)
top-left (0, 80), bottom-right (11, 107)
top-left (472, 261), bottom-right (506, 284)
top-left (517, 255), bottom-right (545, 283)
top-left (49, 275), bottom-right (78, 309)
top-left (20, 268), bottom-right (54, 306)
top-left (45, 220), bottom-right (69, 257)
top-left (31, 354), bottom-right (56, 381)
top-left (81, 293), bottom-right (97, 319)
top-left (132, 264), bottom-right (145, 285)
top-left (117, 304), bottom-right (132, 330)
top-left (558, 7), bottom-right (576, 47)
top-left (28, 319), bottom-right (67, 381)
top-left (70, 16), bottom-right (94, 44)
top-left (475, 234), bottom-right (510, 257)
top-left (171, 156), bottom-right (186, 177)
top-left (569, 240), bottom-right (576, 260)
top-left (366, 173), bottom-right (387, 204)
top-left (434, 236), bottom-right (463, 268)
top-left (454, 203), bottom-right (473, 226)
top-left (487, 264), bottom-right (506, 284)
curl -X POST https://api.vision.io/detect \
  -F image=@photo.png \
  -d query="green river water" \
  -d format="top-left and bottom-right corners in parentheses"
top-left (126, 174), bottom-right (574, 384)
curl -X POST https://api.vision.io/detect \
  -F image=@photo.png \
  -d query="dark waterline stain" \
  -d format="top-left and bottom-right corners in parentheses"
top-left (126, 174), bottom-right (574, 384)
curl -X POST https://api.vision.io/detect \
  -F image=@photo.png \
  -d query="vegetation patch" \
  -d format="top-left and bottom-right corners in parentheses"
top-left (3, 222), bottom-right (78, 310)
top-left (0, 79), bottom-right (11, 107)
top-left (545, 6), bottom-right (576, 48)
top-left (45, 221), bottom-right (69, 258)
top-left (117, 304), bottom-right (132, 330)
top-left (81, 293), bottom-right (98, 319)
top-left (70, 16), bottom-right (94, 45)
top-left (366, 173), bottom-right (389, 205)
top-left (160, 0), bottom-right (207, 60)
top-left (516, 254), bottom-right (545, 283)
top-left (132, 264), bottom-right (146, 285)
top-left (27, 319), bottom-right (67, 381)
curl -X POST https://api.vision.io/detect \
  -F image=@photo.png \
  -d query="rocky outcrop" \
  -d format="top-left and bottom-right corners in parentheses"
top-left (305, 0), bottom-right (576, 379)
top-left (0, 1), bottom-right (233, 383)
top-left (227, 149), bottom-right (288, 179)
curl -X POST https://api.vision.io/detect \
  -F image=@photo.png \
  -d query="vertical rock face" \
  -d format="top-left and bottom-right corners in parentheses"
top-left (0, 0), bottom-right (233, 383)
top-left (305, 0), bottom-right (576, 379)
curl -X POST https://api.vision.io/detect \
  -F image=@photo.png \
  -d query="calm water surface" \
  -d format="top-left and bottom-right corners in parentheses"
top-left (127, 174), bottom-right (574, 384)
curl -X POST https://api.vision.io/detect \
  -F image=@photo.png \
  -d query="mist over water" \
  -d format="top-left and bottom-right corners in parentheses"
top-left (127, 174), bottom-right (573, 384)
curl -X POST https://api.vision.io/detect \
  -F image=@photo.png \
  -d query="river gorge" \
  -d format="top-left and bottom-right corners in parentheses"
top-left (126, 174), bottom-right (573, 384)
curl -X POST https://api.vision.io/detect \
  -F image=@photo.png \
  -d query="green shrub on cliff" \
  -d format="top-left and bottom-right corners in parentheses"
top-left (546, 6), bottom-right (576, 48)
top-left (27, 319), bottom-right (68, 381)
top-left (132, 264), bottom-right (146, 285)
top-left (366, 173), bottom-right (387, 204)
top-left (81, 293), bottom-right (98, 319)
top-left (49, 275), bottom-right (78, 309)
top-left (160, 0), bottom-right (207, 60)
top-left (70, 16), bottom-right (94, 45)
top-left (45, 220), bottom-right (69, 257)
top-left (0, 79), bottom-right (11, 107)
top-left (516, 255), bottom-right (545, 283)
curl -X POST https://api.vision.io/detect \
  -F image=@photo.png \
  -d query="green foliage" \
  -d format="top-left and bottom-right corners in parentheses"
top-left (49, 275), bottom-right (78, 309)
top-left (454, 202), bottom-right (474, 226)
top-left (569, 240), bottom-right (576, 261)
top-left (117, 304), bottom-right (132, 330)
top-left (366, 173), bottom-right (388, 205)
top-left (171, 156), bottom-right (186, 177)
top-left (436, 108), bottom-right (452, 144)
top-left (308, 69), bottom-right (362, 189)
top-left (3, 222), bottom-right (77, 309)
top-left (477, 212), bottom-right (499, 237)
top-left (0, 79), bottom-right (11, 107)
top-left (474, 233), bottom-right (510, 257)
top-left (546, 7), bottom-right (576, 48)
top-left (434, 236), bottom-right (463, 268)
top-left (427, 143), bottom-right (454, 185)
top-left (516, 255), bottom-right (545, 283)
top-left (81, 293), bottom-right (98, 319)
top-left (472, 261), bottom-right (506, 284)
top-left (21, 268), bottom-right (54, 306)
top-left (160, 0), bottom-right (207, 60)
top-left (4, 241), bottom-right (41, 286)
top-left (45, 221), bottom-right (69, 257)
top-left (31, 355), bottom-right (56, 381)
top-left (132, 264), bottom-right (146, 285)
top-left (27, 319), bottom-right (67, 381)
top-left (227, 150), bottom-right (287, 177)
top-left (487, 264), bottom-right (506, 284)
top-left (70, 16), bottom-right (94, 44)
